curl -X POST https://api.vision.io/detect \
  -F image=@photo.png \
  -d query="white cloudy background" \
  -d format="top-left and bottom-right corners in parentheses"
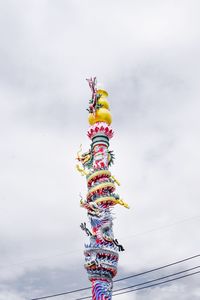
top-left (0, 0), bottom-right (200, 299)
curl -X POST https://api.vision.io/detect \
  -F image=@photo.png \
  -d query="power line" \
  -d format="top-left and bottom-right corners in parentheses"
top-left (31, 286), bottom-right (90, 300)
top-left (3, 214), bottom-right (200, 270)
top-left (30, 254), bottom-right (200, 300)
top-left (113, 270), bottom-right (200, 297)
top-left (75, 266), bottom-right (200, 300)
top-left (114, 266), bottom-right (200, 293)
top-left (114, 253), bottom-right (200, 283)
top-left (123, 214), bottom-right (200, 241)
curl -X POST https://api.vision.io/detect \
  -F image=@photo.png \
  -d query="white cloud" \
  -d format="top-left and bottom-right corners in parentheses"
top-left (0, 0), bottom-right (200, 299)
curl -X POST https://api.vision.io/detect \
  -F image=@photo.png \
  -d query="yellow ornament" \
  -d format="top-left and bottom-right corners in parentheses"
top-left (97, 89), bottom-right (108, 98)
top-left (88, 89), bottom-right (112, 125)
top-left (88, 108), bottom-right (112, 125)
top-left (98, 98), bottom-right (110, 109)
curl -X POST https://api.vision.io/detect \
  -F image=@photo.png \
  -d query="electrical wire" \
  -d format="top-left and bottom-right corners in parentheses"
top-left (113, 270), bottom-right (200, 297)
top-left (75, 265), bottom-right (200, 300)
top-left (122, 215), bottom-right (200, 241)
top-left (114, 266), bottom-right (200, 292)
top-left (114, 254), bottom-right (200, 282)
top-left (3, 214), bottom-right (200, 270)
top-left (30, 253), bottom-right (200, 300)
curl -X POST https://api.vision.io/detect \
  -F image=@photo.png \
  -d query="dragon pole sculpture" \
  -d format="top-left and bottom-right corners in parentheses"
top-left (77, 77), bottom-right (129, 299)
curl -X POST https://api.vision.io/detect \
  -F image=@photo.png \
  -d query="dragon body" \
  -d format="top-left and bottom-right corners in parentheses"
top-left (77, 78), bottom-right (129, 299)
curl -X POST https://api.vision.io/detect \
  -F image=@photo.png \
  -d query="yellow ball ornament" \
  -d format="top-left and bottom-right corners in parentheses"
top-left (88, 108), bottom-right (112, 125)
top-left (88, 89), bottom-right (112, 125)
top-left (98, 98), bottom-right (110, 109)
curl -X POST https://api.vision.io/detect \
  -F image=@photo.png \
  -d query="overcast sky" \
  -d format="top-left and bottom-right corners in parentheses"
top-left (0, 1), bottom-right (200, 299)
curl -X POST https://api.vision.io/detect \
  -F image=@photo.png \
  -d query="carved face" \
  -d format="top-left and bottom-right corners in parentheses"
top-left (77, 151), bottom-right (91, 165)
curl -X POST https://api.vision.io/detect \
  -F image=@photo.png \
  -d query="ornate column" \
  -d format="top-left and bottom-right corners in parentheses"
top-left (77, 78), bottom-right (129, 299)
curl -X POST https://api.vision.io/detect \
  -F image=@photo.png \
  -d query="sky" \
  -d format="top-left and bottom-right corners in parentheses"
top-left (0, 0), bottom-right (200, 299)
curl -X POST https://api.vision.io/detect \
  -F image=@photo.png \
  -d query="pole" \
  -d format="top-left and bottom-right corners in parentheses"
top-left (77, 78), bottom-right (129, 299)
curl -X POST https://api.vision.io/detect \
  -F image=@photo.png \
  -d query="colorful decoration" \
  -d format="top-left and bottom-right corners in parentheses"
top-left (77, 77), bottom-right (129, 299)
